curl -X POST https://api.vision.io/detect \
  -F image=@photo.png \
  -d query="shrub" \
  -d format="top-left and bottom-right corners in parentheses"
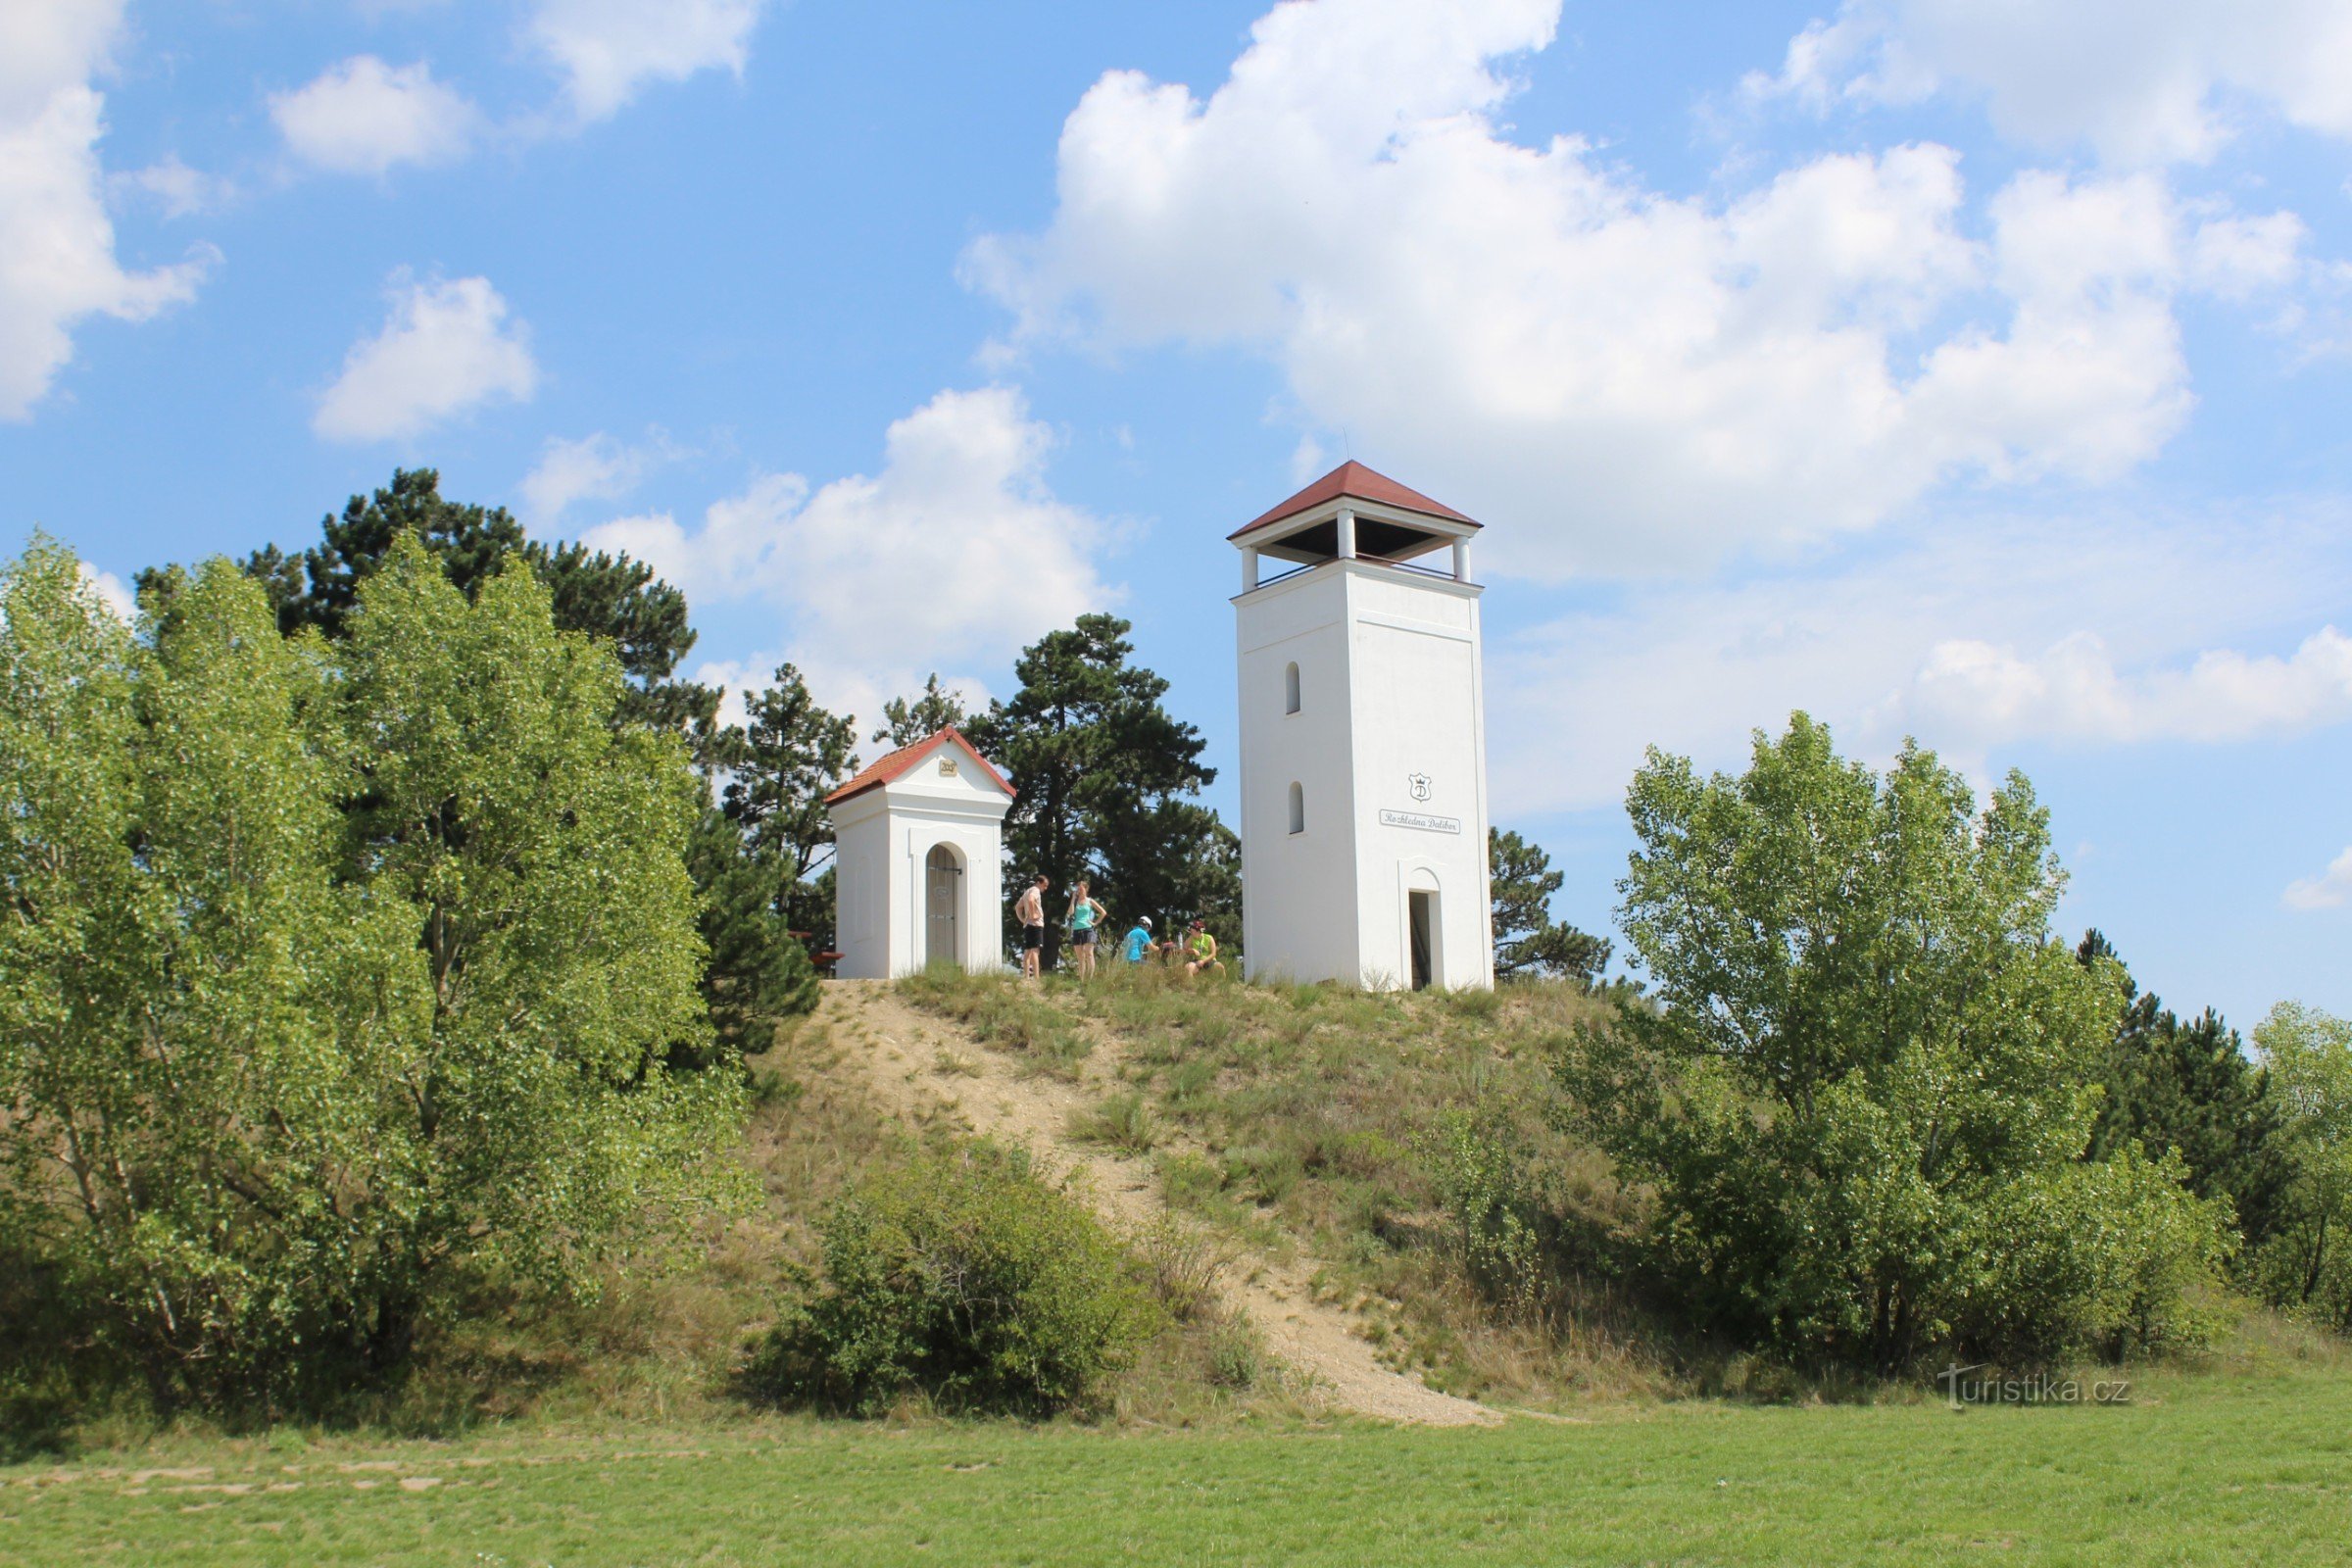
top-left (751, 1143), bottom-right (1159, 1415)
top-left (1418, 1112), bottom-right (1549, 1320)
top-left (1132, 1217), bottom-right (1232, 1322)
top-left (1069, 1092), bottom-right (1163, 1154)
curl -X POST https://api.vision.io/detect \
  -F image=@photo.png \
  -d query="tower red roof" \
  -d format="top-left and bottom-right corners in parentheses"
top-left (823, 725), bottom-right (1013, 808)
top-left (1229, 461), bottom-right (1478, 541)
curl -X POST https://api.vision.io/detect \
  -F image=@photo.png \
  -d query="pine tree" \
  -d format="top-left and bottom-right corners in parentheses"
top-left (2077, 930), bottom-right (2285, 1244)
top-left (144, 468), bottom-right (726, 756)
top-left (967, 615), bottom-right (1221, 966)
top-left (1490, 826), bottom-right (1611, 986)
top-left (872, 673), bottom-right (968, 748)
top-left (721, 663), bottom-right (859, 942)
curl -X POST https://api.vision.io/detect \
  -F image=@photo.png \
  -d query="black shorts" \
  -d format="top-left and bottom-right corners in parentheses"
top-left (1072, 927), bottom-right (1097, 947)
top-left (1022, 923), bottom-right (1046, 951)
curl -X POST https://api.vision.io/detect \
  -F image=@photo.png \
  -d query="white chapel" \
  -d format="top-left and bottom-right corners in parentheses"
top-left (1230, 462), bottom-right (1496, 991)
top-left (824, 726), bottom-right (1013, 979)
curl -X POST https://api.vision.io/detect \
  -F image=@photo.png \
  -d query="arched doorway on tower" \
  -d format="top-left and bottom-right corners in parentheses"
top-left (924, 843), bottom-right (962, 968)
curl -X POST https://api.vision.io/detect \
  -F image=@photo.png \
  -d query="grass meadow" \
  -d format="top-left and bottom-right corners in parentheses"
top-left (7, 1345), bottom-right (2347, 1566)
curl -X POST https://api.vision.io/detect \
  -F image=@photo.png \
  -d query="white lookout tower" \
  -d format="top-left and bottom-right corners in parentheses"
top-left (824, 726), bottom-right (1014, 978)
top-left (1231, 462), bottom-right (1494, 991)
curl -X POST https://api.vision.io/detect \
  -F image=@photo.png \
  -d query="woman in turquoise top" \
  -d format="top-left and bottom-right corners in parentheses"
top-left (1065, 879), bottom-right (1106, 979)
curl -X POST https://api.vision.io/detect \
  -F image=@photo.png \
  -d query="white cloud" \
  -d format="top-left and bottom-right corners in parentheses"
top-left (1486, 504), bottom-right (2352, 814)
top-left (112, 154), bottom-right (232, 220)
top-left (76, 560), bottom-right (133, 621)
top-left (527, 0), bottom-right (767, 122)
top-left (270, 56), bottom-right (480, 176)
top-left (968, 0), bottom-right (2303, 579)
top-left (2285, 847), bottom-right (2352, 912)
top-left (1748, 0), bottom-right (2352, 167)
top-left (1910, 626), bottom-right (2352, 748)
top-left (582, 385), bottom-right (1118, 730)
top-left (314, 273), bottom-right (538, 443)
top-left (520, 431), bottom-right (656, 523)
top-left (0, 0), bottom-right (214, 419)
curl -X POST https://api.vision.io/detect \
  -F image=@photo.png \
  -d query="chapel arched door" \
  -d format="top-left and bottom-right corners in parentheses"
top-left (924, 845), bottom-right (960, 968)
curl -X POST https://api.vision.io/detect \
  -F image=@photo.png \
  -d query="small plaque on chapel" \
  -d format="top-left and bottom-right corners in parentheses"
top-left (939, 758), bottom-right (959, 777)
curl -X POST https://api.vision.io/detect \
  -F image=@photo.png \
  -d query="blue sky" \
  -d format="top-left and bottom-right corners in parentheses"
top-left (7, 0), bottom-right (2349, 1026)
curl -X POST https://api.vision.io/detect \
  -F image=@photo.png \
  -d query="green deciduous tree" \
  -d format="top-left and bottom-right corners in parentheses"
top-left (0, 537), bottom-right (744, 1406)
top-left (1490, 826), bottom-right (1611, 987)
top-left (2250, 1002), bottom-right (2352, 1329)
top-left (1559, 714), bottom-right (2229, 1368)
top-left (968, 615), bottom-right (1222, 964)
top-left (871, 672), bottom-right (968, 749)
top-left (149, 470), bottom-right (820, 1052)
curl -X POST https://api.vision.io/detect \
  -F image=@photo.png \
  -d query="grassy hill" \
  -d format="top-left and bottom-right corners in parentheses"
top-left (11, 966), bottom-right (2349, 1564)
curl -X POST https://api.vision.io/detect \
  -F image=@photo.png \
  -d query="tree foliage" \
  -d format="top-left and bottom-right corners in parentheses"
top-left (147, 469), bottom-right (823, 1053)
top-left (2250, 1002), bottom-right (2352, 1330)
top-left (1490, 826), bottom-right (1611, 986)
top-left (188, 467), bottom-right (724, 753)
top-left (1559, 714), bottom-right (2229, 1368)
top-left (685, 811), bottom-right (819, 1060)
top-left (0, 537), bottom-right (744, 1405)
top-left (719, 662), bottom-right (858, 945)
top-left (968, 615), bottom-right (1227, 961)
top-left (871, 672), bottom-right (968, 749)
top-left (2077, 930), bottom-right (2283, 1247)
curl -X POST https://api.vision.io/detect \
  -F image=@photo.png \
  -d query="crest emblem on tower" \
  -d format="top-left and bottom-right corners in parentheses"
top-left (1407, 772), bottom-right (1433, 802)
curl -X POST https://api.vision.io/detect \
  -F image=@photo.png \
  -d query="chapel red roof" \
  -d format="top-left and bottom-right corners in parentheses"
top-left (823, 724), bottom-right (1014, 807)
top-left (1229, 461), bottom-right (1479, 541)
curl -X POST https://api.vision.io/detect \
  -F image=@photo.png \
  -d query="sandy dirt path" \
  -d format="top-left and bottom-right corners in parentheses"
top-left (814, 980), bottom-right (1497, 1427)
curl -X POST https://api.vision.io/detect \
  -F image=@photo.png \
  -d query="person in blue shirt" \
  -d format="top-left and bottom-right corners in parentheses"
top-left (1122, 915), bottom-right (1156, 964)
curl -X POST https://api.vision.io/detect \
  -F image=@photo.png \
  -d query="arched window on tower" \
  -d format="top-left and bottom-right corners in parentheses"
top-left (1288, 781), bottom-right (1305, 835)
top-left (1284, 661), bottom-right (1300, 714)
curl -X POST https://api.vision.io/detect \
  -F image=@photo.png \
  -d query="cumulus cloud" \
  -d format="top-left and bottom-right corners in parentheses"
top-left (1910, 627), bottom-right (2352, 749)
top-left (313, 273), bottom-right (538, 442)
top-left (518, 430), bottom-right (662, 523)
top-left (1748, 0), bottom-right (2352, 166)
top-left (1485, 505), bottom-right (2352, 814)
top-left (76, 560), bottom-right (134, 621)
top-left (270, 56), bottom-right (481, 176)
top-left (968, 0), bottom-right (2305, 578)
top-left (0, 0), bottom-right (215, 419)
top-left (2284, 848), bottom-right (2352, 912)
top-left (581, 386), bottom-right (1117, 730)
top-left (527, 0), bottom-right (768, 122)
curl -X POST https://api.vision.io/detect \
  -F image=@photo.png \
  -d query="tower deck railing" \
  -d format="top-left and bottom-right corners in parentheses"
top-left (1250, 552), bottom-right (1461, 591)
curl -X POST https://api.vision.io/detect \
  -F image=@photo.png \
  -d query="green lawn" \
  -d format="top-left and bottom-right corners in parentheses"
top-left (8, 1358), bottom-right (2348, 1567)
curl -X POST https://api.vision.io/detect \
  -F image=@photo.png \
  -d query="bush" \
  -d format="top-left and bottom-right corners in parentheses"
top-left (1418, 1112), bottom-right (1549, 1320)
top-left (751, 1143), bottom-right (1159, 1415)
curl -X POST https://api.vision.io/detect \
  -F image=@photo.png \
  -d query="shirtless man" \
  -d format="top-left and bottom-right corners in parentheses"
top-left (1014, 873), bottom-right (1049, 979)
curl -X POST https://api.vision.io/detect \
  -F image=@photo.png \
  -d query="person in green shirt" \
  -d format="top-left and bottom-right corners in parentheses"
top-left (1065, 878), bottom-right (1107, 979)
top-left (1183, 918), bottom-right (1225, 979)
